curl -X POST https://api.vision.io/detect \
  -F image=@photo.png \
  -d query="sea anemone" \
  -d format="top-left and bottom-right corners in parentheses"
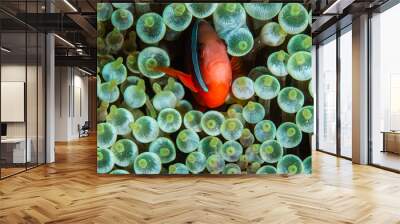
top-left (225, 27), bottom-right (254, 57)
top-left (242, 101), bottom-right (265, 124)
top-left (112, 3), bottom-right (133, 9)
top-left (176, 129), bottom-right (200, 153)
top-left (277, 87), bottom-right (304, 113)
top-left (184, 3), bottom-right (218, 18)
top-left (152, 83), bottom-right (177, 111)
top-left (220, 118), bottom-right (244, 141)
top-left (110, 169), bottom-right (130, 174)
top-left (136, 13), bottom-right (166, 44)
top-left (287, 51), bottom-right (312, 81)
top-left (105, 29), bottom-right (124, 53)
top-left (206, 154), bottom-right (225, 174)
top-left (200, 111), bottom-right (225, 136)
top-left (111, 9), bottom-right (134, 31)
top-left (245, 144), bottom-right (264, 164)
top-left (213, 3), bottom-right (246, 39)
top-left (157, 108), bottom-right (182, 133)
top-left (303, 156), bottom-right (312, 174)
top-left (243, 3), bottom-right (282, 21)
top-left (176, 100), bottom-right (193, 115)
top-left (149, 137), bottom-right (176, 164)
top-left (276, 122), bottom-right (302, 148)
top-left (220, 140), bottom-right (243, 162)
top-left (198, 136), bottom-right (222, 158)
top-left (287, 34), bottom-right (312, 54)
top-left (126, 51), bottom-right (140, 74)
top-left (123, 79), bottom-right (147, 109)
top-left (97, 3), bottom-right (113, 22)
top-left (106, 105), bottom-right (134, 135)
top-left (102, 57), bottom-right (127, 85)
top-left (134, 152), bottom-right (162, 174)
top-left (163, 3), bottom-right (192, 32)
top-left (259, 140), bottom-right (283, 163)
top-left (260, 22), bottom-right (287, 47)
top-left (277, 154), bottom-right (304, 175)
top-left (169, 163), bottom-right (189, 174)
top-left (97, 148), bottom-right (114, 174)
top-left (97, 80), bottom-right (119, 103)
top-left (97, 122), bottom-right (117, 148)
top-left (164, 78), bottom-right (185, 100)
top-left (240, 128), bottom-right (255, 148)
top-left (296, 106), bottom-right (314, 133)
top-left (256, 165), bottom-right (277, 174)
top-left (111, 139), bottom-right (138, 167)
top-left (183, 110), bottom-right (203, 132)
top-left (267, 50), bottom-right (289, 77)
top-left (254, 74), bottom-right (281, 100)
top-left (231, 77), bottom-right (255, 100)
top-left (278, 3), bottom-right (308, 35)
top-left (254, 120), bottom-right (276, 142)
top-left (138, 47), bottom-right (170, 79)
top-left (130, 116), bottom-right (159, 143)
top-left (185, 151), bottom-right (206, 174)
top-left (222, 163), bottom-right (242, 174)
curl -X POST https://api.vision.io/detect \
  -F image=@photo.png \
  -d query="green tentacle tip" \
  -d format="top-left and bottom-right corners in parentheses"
top-left (288, 164), bottom-right (298, 174)
top-left (290, 4), bottom-right (301, 15)
top-left (262, 123), bottom-right (271, 132)
top-left (295, 53), bottom-right (305, 65)
top-left (144, 15), bottom-right (155, 27)
top-left (265, 146), bottom-right (274, 154)
top-left (302, 108), bottom-right (312, 120)
top-left (224, 3), bottom-right (237, 12)
top-left (138, 159), bottom-right (148, 168)
top-left (112, 57), bottom-right (124, 69)
top-left (286, 127), bottom-right (296, 137)
top-left (277, 50), bottom-right (286, 61)
top-left (152, 83), bottom-right (162, 93)
top-left (187, 154), bottom-right (196, 163)
top-left (288, 89), bottom-right (298, 100)
top-left (226, 147), bottom-right (235, 156)
top-left (210, 138), bottom-right (219, 148)
top-left (174, 4), bottom-right (186, 16)
top-left (206, 120), bottom-right (216, 129)
top-left (97, 151), bottom-right (104, 161)
top-left (160, 147), bottom-right (170, 157)
top-left (114, 143), bottom-right (125, 154)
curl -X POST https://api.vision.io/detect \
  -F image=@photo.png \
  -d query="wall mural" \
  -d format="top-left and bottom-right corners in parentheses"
top-left (97, 2), bottom-right (313, 175)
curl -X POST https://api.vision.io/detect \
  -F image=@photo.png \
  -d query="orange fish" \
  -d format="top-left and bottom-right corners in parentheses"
top-left (155, 19), bottom-right (239, 108)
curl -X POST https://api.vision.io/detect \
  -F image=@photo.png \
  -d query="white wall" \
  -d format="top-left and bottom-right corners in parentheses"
top-left (54, 67), bottom-right (89, 141)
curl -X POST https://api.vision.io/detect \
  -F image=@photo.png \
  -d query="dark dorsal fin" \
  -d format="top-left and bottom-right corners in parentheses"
top-left (191, 19), bottom-right (209, 92)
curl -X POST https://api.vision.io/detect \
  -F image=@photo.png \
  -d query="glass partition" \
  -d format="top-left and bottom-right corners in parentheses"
top-left (370, 3), bottom-right (400, 171)
top-left (317, 36), bottom-right (337, 154)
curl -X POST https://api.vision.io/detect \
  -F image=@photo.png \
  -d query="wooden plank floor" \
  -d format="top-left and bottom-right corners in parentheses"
top-left (0, 135), bottom-right (399, 224)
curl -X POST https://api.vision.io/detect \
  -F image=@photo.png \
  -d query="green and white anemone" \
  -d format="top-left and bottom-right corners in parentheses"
top-left (157, 108), bottom-right (182, 133)
top-left (97, 122), bottom-right (117, 148)
top-left (126, 51), bottom-right (140, 74)
top-left (163, 3), bottom-right (192, 32)
top-left (287, 51), bottom-right (312, 81)
top-left (277, 87), bottom-right (304, 113)
top-left (134, 152), bottom-right (162, 174)
top-left (200, 111), bottom-right (225, 136)
top-left (176, 100), bottom-right (193, 115)
top-left (198, 136), bottom-right (222, 158)
top-left (232, 77), bottom-right (255, 100)
top-left (106, 105), bottom-right (134, 135)
top-left (111, 9), bottom-right (134, 31)
top-left (296, 106), bottom-right (314, 133)
top-left (105, 29), bottom-right (124, 53)
top-left (260, 22), bottom-right (287, 47)
top-left (206, 154), bottom-right (225, 174)
top-left (102, 57), bottom-right (127, 85)
top-left (185, 151), bottom-right (206, 174)
top-left (112, 3), bottom-right (132, 9)
top-left (259, 140), bottom-right (283, 164)
top-left (287, 34), bottom-right (312, 54)
top-left (276, 122), bottom-right (302, 148)
top-left (240, 128), bottom-right (255, 148)
top-left (130, 116), bottom-right (160, 144)
top-left (220, 118), bottom-right (244, 141)
top-left (149, 137), bottom-right (176, 164)
top-left (267, 50), bottom-right (289, 77)
top-left (243, 3), bottom-right (282, 21)
top-left (303, 156), bottom-right (312, 174)
top-left (278, 3), bottom-right (308, 35)
top-left (152, 83), bottom-right (177, 111)
top-left (220, 140), bottom-right (243, 162)
top-left (136, 13), bottom-right (166, 44)
top-left (222, 163), bottom-right (242, 174)
top-left (164, 78), bottom-right (185, 100)
top-left (277, 154), bottom-right (304, 175)
top-left (123, 80), bottom-right (147, 109)
top-left (97, 80), bottom-right (119, 103)
top-left (176, 129), bottom-right (200, 153)
top-left (245, 144), bottom-right (264, 164)
top-left (97, 148), bottom-right (114, 174)
top-left (138, 47), bottom-right (170, 79)
top-left (110, 169), bottom-right (130, 175)
top-left (254, 120), bottom-right (276, 142)
top-left (225, 27), bottom-right (254, 57)
top-left (169, 163), bottom-right (189, 174)
top-left (242, 101), bottom-right (265, 124)
top-left (256, 165), bottom-right (277, 174)
top-left (111, 139), bottom-right (138, 167)
top-left (183, 110), bottom-right (203, 132)
top-left (213, 3), bottom-right (247, 39)
top-left (254, 74), bottom-right (281, 100)
top-left (184, 3), bottom-right (218, 18)
top-left (97, 3), bottom-right (113, 22)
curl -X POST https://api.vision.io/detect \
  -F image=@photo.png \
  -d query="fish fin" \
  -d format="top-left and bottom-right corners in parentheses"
top-left (153, 66), bottom-right (199, 93)
top-left (231, 56), bottom-right (246, 78)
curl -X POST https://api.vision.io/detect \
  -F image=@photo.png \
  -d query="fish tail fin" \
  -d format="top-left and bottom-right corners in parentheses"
top-left (231, 56), bottom-right (246, 78)
top-left (153, 66), bottom-right (199, 93)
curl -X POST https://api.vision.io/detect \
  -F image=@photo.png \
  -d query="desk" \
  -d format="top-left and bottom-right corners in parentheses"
top-left (1, 138), bottom-right (31, 163)
top-left (382, 131), bottom-right (400, 154)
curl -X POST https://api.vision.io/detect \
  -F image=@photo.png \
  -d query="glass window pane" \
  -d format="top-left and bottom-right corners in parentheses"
top-left (371, 4), bottom-right (400, 171)
top-left (340, 29), bottom-right (352, 158)
top-left (318, 36), bottom-right (337, 154)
